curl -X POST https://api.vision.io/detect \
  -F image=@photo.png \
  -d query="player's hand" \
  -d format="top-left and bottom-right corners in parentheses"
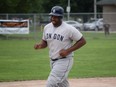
top-left (34, 44), bottom-right (42, 49)
top-left (59, 49), bottom-right (69, 57)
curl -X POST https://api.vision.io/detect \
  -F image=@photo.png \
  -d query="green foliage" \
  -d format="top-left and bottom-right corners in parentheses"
top-left (6, 0), bottom-right (20, 7)
top-left (29, 0), bottom-right (45, 13)
top-left (15, 0), bottom-right (31, 13)
top-left (0, 0), bottom-right (102, 13)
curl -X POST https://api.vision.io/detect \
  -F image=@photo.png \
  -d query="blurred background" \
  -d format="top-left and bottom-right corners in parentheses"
top-left (0, 0), bottom-right (116, 39)
top-left (0, 0), bottom-right (116, 82)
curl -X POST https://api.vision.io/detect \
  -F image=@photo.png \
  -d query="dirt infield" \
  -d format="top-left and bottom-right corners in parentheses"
top-left (0, 77), bottom-right (116, 87)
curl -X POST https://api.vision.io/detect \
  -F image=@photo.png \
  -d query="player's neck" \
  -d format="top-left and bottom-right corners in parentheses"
top-left (53, 21), bottom-right (62, 27)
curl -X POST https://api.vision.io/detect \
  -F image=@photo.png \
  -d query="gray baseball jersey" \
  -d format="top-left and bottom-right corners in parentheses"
top-left (42, 21), bottom-right (82, 59)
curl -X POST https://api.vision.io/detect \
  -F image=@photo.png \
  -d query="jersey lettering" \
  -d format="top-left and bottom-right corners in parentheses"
top-left (46, 33), bottom-right (64, 41)
top-left (53, 33), bottom-right (64, 41)
top-left (46, 33), bottom-right (52, 39)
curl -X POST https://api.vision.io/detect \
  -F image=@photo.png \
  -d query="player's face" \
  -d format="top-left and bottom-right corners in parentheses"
top-left (51, 16), bottom-right (62, 27)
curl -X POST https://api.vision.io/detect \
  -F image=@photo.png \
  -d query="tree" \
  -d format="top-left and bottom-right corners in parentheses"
top-left (0, 0), bottom-right (20, 13)
top-left (0, 0), bottom-right (102, 13)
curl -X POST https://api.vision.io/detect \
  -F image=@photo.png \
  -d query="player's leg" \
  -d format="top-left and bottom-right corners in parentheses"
top-left (46, 57), bottom-right (73, 87)
top-left (57, 78), bottom-right (69, 87)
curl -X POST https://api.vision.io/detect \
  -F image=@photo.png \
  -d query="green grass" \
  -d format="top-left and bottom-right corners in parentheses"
top-left (0, 32), bottom-right (116, 82)
top-left (0, 39), bottom-right (49, 81)
top-left (70, 32), bottom-right (116, 78)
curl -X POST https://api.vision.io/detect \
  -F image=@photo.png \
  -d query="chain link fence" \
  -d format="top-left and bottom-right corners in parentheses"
top-left (0, 13), bottom-right (116, 40)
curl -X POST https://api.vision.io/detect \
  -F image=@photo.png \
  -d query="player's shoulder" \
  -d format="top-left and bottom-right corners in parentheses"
top-left (63, 21), bottom-right (82, 35)
top-left (43, 22), bottom-right (53, 31)
top-left (44, 22), bottom-right (52, 28)
top-left (63, 21), bottom-right (77, 31)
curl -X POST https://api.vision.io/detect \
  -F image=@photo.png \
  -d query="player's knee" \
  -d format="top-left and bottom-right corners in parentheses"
top-left (46, 76), bottom-right (60, 87)
top-left (47, 80), bottom-right (58, 87)
top-left (46, 80), bottom-right (57, 87)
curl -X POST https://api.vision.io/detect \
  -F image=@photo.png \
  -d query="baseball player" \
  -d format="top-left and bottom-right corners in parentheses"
top-left (34, 6), bottom-right (86, 87)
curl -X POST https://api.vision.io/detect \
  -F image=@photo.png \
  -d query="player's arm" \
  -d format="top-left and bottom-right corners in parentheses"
top-left (34, 39), bottom-right (47, 49)
top-left (67, 37), bottom-right (86, 52)
top-left (59, 37), bottom-right (86, 57)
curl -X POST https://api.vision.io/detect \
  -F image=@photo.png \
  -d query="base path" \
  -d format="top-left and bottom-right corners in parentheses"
top-left (0, 77), bottom-right (116, 87)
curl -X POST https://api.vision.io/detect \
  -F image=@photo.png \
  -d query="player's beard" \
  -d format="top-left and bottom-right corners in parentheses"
top-left (51, 19), bottom-right (62, 27)
top-left (51, 20), bottom-right (56, 25)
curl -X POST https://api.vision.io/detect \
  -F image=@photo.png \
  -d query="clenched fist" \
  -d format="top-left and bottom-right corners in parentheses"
top-left (34, 44), bottom-right (42, 49)
top-left (59, 49), bottom-right (69, 57)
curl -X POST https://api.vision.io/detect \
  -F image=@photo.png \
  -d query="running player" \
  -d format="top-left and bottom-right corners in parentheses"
top-left (34, 6), bottom-right (86, 87)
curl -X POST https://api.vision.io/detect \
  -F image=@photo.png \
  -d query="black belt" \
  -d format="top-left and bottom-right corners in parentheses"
top-left (51, 57), bottom-right (66, 61)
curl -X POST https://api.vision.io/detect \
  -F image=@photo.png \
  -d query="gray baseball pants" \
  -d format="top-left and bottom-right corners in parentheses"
top-left (46, 57), bottom-right (73, 87)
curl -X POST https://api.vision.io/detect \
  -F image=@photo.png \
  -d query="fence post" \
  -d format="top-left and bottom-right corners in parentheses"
top-left (33, 14), bottom-right (37, 41)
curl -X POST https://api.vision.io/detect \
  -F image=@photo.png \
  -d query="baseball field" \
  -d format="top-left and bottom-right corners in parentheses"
top-left (0, 31), bottom-right (116, 82)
